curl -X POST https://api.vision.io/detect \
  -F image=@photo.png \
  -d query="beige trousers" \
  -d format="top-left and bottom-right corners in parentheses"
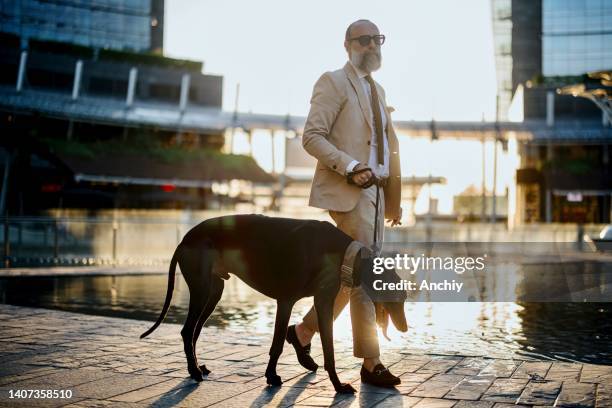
top-left (302, 185), bottom-right (385, 358)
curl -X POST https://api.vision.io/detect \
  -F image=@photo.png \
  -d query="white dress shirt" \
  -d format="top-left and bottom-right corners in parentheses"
top-left (346, 62), bottom-right (390, 179)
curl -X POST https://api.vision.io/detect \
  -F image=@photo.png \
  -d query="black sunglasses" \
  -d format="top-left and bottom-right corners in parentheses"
top-left (348, 34), bottom-right (386, 46)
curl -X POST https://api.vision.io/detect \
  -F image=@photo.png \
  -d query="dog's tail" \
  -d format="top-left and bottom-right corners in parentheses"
top-left (140, 248), bottom-right (179, 339)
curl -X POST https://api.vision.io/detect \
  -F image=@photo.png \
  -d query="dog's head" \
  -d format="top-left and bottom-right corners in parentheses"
top-left (353, 247), bottom-right (408, 340)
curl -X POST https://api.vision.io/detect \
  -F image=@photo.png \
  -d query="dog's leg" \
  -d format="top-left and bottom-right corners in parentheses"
top-left (264, 300), bottom-right (294, 386)
top-left (181, 295), bottom-right (208, 382)
top-left (180, 250), bottom-right (211, 382)
top-left (315, 290), bottom-right (356, 394)
top-left (193, 276), bottom-right (224, 376)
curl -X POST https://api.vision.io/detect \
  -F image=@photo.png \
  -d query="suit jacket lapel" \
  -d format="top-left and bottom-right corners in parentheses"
top-left (374, 82), bottom-right (394, 142)
top-left (379, 88), bottom-right (392, 136)
top-left (343, 62), bottom-right (373, 130)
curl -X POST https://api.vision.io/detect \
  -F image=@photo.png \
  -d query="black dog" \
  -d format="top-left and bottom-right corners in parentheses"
top-left (140, 214), bottom-right (407, 394)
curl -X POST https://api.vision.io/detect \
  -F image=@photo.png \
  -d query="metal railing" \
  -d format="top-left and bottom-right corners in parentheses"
top-left (1, 213), bottom-right (606, 268)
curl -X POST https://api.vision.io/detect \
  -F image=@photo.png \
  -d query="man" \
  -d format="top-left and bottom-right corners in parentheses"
top-left (286, 19), bottom-right (403, 387)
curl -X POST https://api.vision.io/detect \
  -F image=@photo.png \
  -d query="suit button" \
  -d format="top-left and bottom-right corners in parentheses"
top-left (367, 141), bottom-right (371, 145)
top-left (332, 165), bottom-right (337, 170)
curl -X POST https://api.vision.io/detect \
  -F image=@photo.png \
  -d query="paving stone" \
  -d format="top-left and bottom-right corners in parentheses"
top-left (554, 381), bottom-right (595, 408)
top-left (351, 382), bottom-right (406, 395)
top-left (416, 357), bottom-right (462, 375)
top-left (281, 370), bottom-right (333, 388)
top-left (453, 401), bottom-right (494, 408)
top-left (374, 394), bottom-right (422, 407)
top-left (479, 360), bottom-right (520, 378)
top-left (139, 381), bottom-right (258, 407)
top-left (481, 378), bottom-right (529, 403)
top-left (63, 399), bottom-right (148, 407)
top-left (444, 375), bottom-right (495, 400)
top-left (516, 380), bottom-right (562, 405)
top-left (332, 391), bottom-right (389, 408)
top-left (389, 357), bottom-right (431, 375)
top-left (70, 372), bottom-right (170, 400)
top-left (7, 367), bottom-right (116, 389)
top-left (448, 358), bottom-right (492, 376)
top-left (0, 366), bottom-right (59, 386)
top-left (411, 397), bottom-right (457, 407)
top-left (511, 361), bottom-right (552, 379)
top-left (395, 383), bottom-right (421, 396)
top-left (580, 364), bottom-right (612, 383)
top-left (491, 404), bottom-right (530, 408)
top-left (294, 393), bottom-right (354, 407)
top-left (209, 385), bottom-right (319, 407)
top-left (109, 378), bottom-right (193, 403)
top-left (545, 362), bottom-right (582, 381)
top-left (410, 374), bottom-right (464, 398)
top-left (400, 372), bottom-right (436, 385)
top-left (595, 384), bottom-right (612, 407)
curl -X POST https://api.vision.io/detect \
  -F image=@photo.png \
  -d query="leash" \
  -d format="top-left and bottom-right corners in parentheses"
top-left (373, 183), bottom-right (380, 254)
top-left (346, 166), bottom-right (383, 255)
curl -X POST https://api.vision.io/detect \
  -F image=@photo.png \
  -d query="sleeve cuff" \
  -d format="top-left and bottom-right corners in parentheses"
top-left (346, 160), bottom-right (359, 175)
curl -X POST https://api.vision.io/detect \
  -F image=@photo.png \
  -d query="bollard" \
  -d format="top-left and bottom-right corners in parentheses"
top-left (112, 224), bottom-right (118, 266)
top-left (577, 223), bottom-right (584, 252)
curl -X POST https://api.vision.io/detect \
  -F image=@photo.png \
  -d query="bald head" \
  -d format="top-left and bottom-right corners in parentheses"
top-left (345, 19), bottom-right (378, 41)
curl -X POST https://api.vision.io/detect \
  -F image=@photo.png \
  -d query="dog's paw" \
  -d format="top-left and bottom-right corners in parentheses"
top-left (335, 383), bottom-right (357, 394)
top-left (199, 364), bottom-right (211, 375)
top-left (265, 374), bottom-right (282, 386)
top-left (189, 368), bottom-right (204, 382)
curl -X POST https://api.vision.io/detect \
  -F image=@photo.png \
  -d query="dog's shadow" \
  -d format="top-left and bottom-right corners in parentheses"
top-left (248, 372), bottom-right (316, 408)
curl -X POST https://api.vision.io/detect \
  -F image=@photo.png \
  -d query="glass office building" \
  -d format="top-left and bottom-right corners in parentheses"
top-left (491, 0), bottom-right (542, 120)
top-left (491, 1), bottom-right (611, 224)
top-left (542, 0), bottom-right (612, 76)
top-left (0, 0), bottom-right (163, 52)
top-left (491, 0), bottom-right (612, 118)
top-left (491, 0), bottom-right (513, 119)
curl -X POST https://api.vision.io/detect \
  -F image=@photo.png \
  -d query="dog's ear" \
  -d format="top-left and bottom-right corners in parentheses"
top-left (375, 302), bottom-right (391, 341)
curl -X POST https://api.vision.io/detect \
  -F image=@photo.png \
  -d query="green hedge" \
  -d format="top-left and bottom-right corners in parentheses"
top-left (42, 138), bottom-right (242, 167)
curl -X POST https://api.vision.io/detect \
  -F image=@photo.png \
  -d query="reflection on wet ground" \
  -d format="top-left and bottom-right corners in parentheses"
top-left (0, 265), bottom-right (611, 365)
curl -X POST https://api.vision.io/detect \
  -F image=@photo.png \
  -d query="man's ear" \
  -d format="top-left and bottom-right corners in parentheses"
top-left (344, 41), bottom-right (350, 53)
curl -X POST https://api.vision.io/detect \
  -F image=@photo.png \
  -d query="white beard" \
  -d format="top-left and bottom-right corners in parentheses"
top-left (350, 49), bottom-right (382, 73)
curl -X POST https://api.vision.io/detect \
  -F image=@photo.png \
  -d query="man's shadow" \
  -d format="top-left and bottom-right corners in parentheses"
top-left (249, 372), bottom-right (318, 407)
top-left (147, 378), bottom-right (203, 407)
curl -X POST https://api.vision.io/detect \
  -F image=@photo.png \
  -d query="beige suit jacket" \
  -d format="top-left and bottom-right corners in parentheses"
top-left (302, 62), bottom-right (401, 219)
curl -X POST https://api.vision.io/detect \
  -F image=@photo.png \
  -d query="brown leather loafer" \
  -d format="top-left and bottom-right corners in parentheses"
top-left (286, 325), bottom-right (318, 371)
top-left (360, 363), bottom-right (401, 387)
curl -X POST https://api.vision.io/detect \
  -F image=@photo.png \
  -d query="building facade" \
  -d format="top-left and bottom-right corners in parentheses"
top-left (491, 0), bottom-right (611, 224)
top-left (542, 0), bottom-right (612, 77)
top-left (0, 0), bottom-right (164, 52)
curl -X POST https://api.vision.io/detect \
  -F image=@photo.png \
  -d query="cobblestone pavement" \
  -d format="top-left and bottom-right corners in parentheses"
top-left (0, 304), bottom-right (610, 407)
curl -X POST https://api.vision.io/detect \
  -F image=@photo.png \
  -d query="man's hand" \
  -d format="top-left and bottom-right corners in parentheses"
top-left (387, 207), bottom-right (402, 227)
top-left (351, 163), bottom-right (373, 187)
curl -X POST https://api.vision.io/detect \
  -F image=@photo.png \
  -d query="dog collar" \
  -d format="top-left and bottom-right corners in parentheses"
top-left (340, 241), bottom-right (365, 288)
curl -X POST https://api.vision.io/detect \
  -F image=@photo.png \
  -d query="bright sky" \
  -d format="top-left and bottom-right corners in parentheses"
top-left (165, 0), bottom-right (517, 215)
